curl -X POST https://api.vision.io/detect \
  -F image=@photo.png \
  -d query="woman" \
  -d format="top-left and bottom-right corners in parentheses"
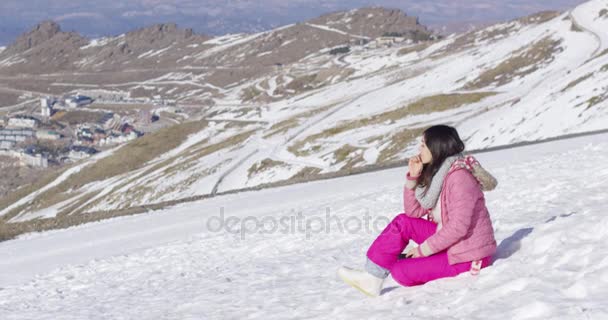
top-left (338, 125), bottom-right (498, 297)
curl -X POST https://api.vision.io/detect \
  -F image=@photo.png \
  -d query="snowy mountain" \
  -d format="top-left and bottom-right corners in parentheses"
top-left (0, 8), bottom-right (429, 76)
top-left (1, 0), bottom-right (608, 224)
top-left (1, 130), bottom-right (607, 319)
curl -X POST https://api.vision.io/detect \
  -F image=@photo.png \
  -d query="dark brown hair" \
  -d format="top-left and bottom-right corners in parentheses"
top-left (417, 125), bottom-right (465, 193)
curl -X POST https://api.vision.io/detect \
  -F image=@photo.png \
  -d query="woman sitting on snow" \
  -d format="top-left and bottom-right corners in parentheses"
top-left (338, 124), bottom-right (498, 297)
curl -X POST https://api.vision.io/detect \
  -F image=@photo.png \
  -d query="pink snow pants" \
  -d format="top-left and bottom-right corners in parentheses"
top-left (366, 214), bottom-right (491, 286)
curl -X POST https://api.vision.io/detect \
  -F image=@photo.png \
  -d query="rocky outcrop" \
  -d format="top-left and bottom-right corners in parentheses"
top-left (3, 21), bottom-right (63, 55)
top-left (309, 7), bottom-right (432, 39)
top-left (0, 21), bottom-right (88, 73)
top-left (125, 23), bottom-right (195, 45)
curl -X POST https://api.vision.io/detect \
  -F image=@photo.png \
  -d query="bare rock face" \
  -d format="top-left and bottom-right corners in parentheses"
top-left (81, 23), bottom-right (210, 70)
top-left (0, 20), bottom-right (89, 73)
top-left (309, 7), bottom-right (432, 39)
top-left (4, 21), bottom-right (62, 54)
top-left (125, 23), bottom-right (195, 46)
top-left (0, 20), bottom-right (213, 74)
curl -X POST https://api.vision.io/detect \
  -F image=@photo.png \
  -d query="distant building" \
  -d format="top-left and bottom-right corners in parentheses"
top-left (77, 127), bottom-right (94, 139)
top-left (69, 145), bottom-right (98, 161)
top-left (77, 136), bottom-right (95, 145)
top-left (22, 153), bottom-right (48, 168)
top-left (40, 97), bottom-right (56, 117)
top-left (0, 128), bottom-right (36, 143)
top-left (99, 131), bottom-right (139, 146)
top-left (370, 36), bottom-right (407, 48)
top-left (376, 37), bottom-right (393, 47)
top-left (65, 95), bottom-right (94, 108)
top-left (0, 140), bottom-right (16, 150)
top-left (104, 114), bottom-right (122, 131)
top-left (36, 130), bottom-right (62, 140)
top-left (8, 115), bottom-right (40, 128)
top-left (0, 149), bottom-right (48, 168)
top-left (93, 128), bottom-right (107, 140)
top-left (120, 123), bottom-right (135, 134)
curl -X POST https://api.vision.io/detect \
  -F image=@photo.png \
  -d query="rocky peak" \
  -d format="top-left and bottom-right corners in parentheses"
top-left (5, 20), bottom-right (62, 54)
top-left (125, 23), bottom-right (196, 45)
top-left (309, 7), bottom-right (432, 39)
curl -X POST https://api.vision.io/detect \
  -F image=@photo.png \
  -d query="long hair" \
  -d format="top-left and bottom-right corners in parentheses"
top-left (417, 125), bottom-right (465, 193)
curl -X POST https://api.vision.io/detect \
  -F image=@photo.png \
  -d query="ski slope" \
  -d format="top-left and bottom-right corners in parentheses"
top-left (1, 132), bottom-right (607, 319)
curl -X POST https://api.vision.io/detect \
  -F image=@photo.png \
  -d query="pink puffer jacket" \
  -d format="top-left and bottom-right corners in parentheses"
top-left (403, 165), bottom-right (497, 265)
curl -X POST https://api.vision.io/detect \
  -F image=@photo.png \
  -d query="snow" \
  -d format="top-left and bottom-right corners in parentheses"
top-left (6, 0), bottom-right (608, 230)
top-left (254, 76), bottom-right (279, 97)
top-left (268, 77), bottom-right (278, 95)
top-left (203, 34), bottom-right (251, 46)
top-left (9, 197), bottom-right (81, 222)
top-left (0, 56), bottom-right (26, 67)
top-left (80, 37), bottom-right (114, 50)
top-left (571, 0), bottom-right (608, 55)
top-left (281, 39), bottom-right (296, 47)
top-left (0, 147), bottom-right (121, 219)
top-left (305, 23), bottom-right (370, 40)
top-left (1, 132), bottom-right (608, 319)
top-left (176, 55), bottom-right (192, 63)
top-left (195, 27), bottom-right (298, 61)
top-left (137, 49), bottom-right (156, 59)
top-left (147, 46), bottom-right (172, 58)
top-left (137, 47), bottom-right (171, 59)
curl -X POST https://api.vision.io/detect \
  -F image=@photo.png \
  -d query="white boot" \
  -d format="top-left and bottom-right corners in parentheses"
top-left (337, 266), bottom-right (384, 297)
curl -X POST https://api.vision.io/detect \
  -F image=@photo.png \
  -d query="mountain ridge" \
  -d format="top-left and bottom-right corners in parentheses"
top-left (1, 0), bottom-right (607, 227)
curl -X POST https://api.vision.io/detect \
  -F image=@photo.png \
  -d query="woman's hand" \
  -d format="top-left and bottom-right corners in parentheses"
top-left (405, 246), bottom-right (422, 258)
top-left (408, 154), bottom-right (423, 178)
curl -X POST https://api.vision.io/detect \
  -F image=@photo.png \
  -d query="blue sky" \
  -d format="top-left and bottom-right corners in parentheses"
top-left (0, 0), bottom-right (587, 45)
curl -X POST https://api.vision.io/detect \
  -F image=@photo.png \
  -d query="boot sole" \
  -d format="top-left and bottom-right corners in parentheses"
top-left (337, 272), bottom-right (378, 297)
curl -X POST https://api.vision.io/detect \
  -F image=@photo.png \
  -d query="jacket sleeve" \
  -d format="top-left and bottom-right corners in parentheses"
top-left (422, 169), bottom-right (482, 255)
top-left (403, 173), bottom-right (429, 218)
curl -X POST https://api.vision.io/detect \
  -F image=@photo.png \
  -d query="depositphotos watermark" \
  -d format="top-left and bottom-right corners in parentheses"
top-left (205, 207), bottom-right (392, 240)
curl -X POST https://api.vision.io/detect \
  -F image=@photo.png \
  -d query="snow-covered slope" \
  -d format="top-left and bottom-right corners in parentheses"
top-left (1, 131), bottom-right (607, 319)
top-left (2, 0), bottom-right (608, 222)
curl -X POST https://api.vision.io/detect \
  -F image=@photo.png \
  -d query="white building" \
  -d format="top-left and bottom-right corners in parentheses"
top-left (8, 116), bottom-right (39, 128)
top-left (69, 150), bottom-right (89, 161)
top-left (0, 150), bottom-right (48, 168)
top-left (36, 130), bottom-right (62, 140)
top-left (373, 36), bottom-right (407, 48)
top-left (65, 95), bottom-right (94, 108)
top-left (68, 150), bottom-right (93, 161)
top-left (22, 153), bottom-right (48, 168)
top-left (0, 140), bottom-right (16, 150)
top-left (68, 146), bottom-right (98, 161)
top-left (104, 114), bottom-right (122, 131)
top-left (0, 128), bottom-right (35, 142)
top-left (98, 131), bottom-right (138, 146)
top-left (40, 98), bottom-right (54, 117)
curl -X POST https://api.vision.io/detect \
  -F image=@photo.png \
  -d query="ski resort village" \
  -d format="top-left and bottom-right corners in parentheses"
top-left (0, 93), bottom-right (187, 162)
